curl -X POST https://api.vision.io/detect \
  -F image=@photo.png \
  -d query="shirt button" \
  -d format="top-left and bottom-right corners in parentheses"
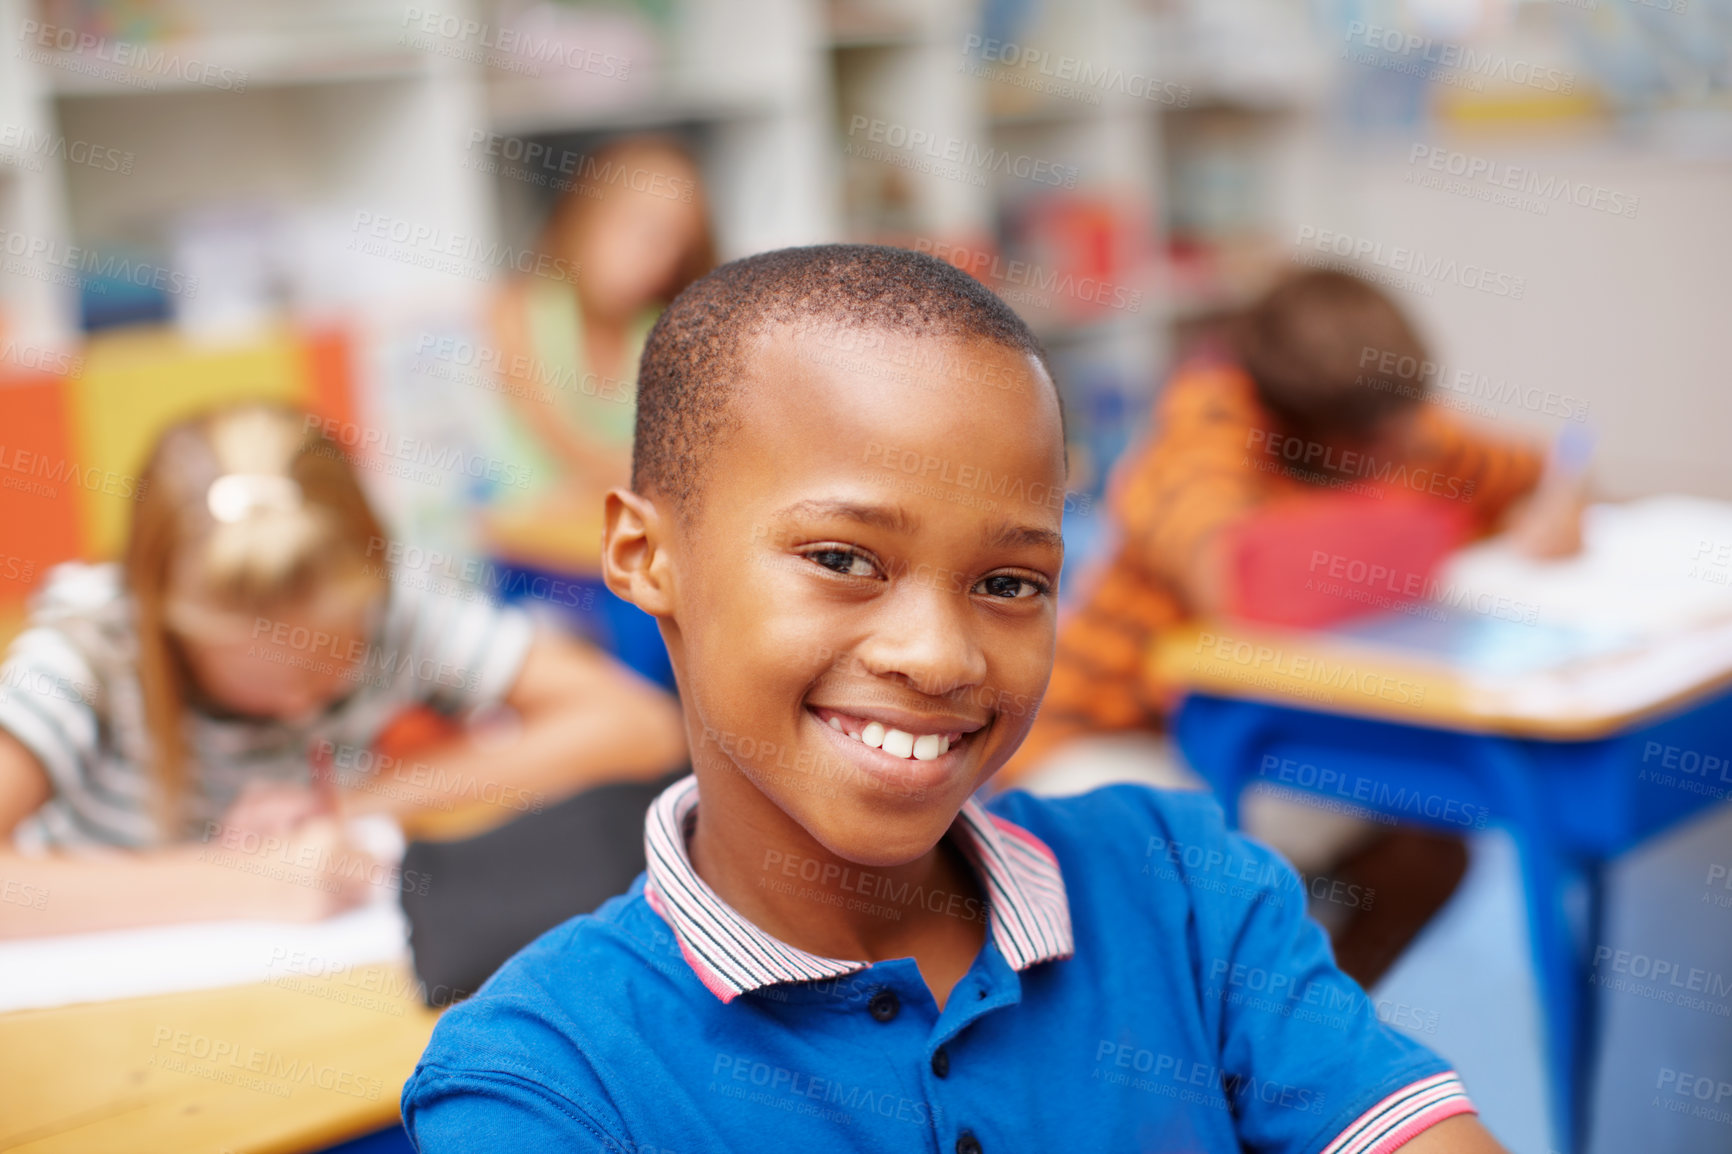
top-left (931, 1047), bottom-right (950, 1078)
top-left (868, 989), bottom-right (899, 1022)
top-left (955, 1132), bottom-right (982, 1154)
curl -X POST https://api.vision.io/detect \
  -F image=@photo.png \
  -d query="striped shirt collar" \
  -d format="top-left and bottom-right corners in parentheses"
top-left (642, 774), bottom-right (1074, 1003)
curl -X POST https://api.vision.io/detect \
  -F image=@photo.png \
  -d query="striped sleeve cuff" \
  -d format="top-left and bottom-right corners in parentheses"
top-left (1320, 1072), bottom-right (1477, 1154)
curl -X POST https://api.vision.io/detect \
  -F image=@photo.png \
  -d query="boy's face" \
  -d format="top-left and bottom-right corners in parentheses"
top-left (648, 323), bottom-right (1066, 866)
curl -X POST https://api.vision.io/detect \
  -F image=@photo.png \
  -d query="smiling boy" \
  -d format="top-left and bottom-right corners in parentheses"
top-left (402, 246), bottom-right (1505, 1153)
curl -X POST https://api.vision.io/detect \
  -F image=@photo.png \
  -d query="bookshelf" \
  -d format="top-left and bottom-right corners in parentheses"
top-left (820, 0), bottom-right (1330, 514)
top-left (10, 0), bottom-right (1721, 526)
top-left (0, 0), bottom-right (840, 345)
top-left (0, 0), bottom-right (76, 351)
top-left (0, 0), bottom-right (841, 561)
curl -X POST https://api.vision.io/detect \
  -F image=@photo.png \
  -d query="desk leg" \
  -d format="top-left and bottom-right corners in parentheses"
top-left (1577, 858), bottom-right (1606, 1154)
top-left (1519, 837), bottom-right (1602, 1154)
top-left (1497, 746), bottom-right (1605, 1154)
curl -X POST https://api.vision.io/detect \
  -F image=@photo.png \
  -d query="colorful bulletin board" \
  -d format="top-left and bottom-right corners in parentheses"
top-left (0, 324), bottom-right (358, 631)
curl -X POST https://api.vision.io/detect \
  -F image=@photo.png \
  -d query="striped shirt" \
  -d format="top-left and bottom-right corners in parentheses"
top-left (404, 781), bottom-right (1476, 1153)
top-left (1005, 357), bottom-right (1544, 778)
top-left (0, 562), bottom-right (533, 851)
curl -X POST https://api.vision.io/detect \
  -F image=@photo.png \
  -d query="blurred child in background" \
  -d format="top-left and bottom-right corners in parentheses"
top-left (483, 136), bottom-right (714, 690)
top-left (0, 403), bottom-right (687, 938)
top-left (997, 268), bottom-right (1587, 983)
top-left (489, 135), bottom-right (713, 522)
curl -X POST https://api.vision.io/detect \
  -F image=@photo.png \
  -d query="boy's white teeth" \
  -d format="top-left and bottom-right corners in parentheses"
top-left (819, 709), bottom-right (957, 761)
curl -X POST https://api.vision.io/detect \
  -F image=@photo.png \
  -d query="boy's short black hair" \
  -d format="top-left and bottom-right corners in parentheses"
top-left (632, 243), bottom-right (1057, 520)
top-left (1232, 268), bottom-right (1430, 444)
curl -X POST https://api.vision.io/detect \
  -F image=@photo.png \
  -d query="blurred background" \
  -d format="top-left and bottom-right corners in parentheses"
top-left (5, 0), bottom-right (1730, 583)
top-left (1, 1), bottom-right (1730, 1152)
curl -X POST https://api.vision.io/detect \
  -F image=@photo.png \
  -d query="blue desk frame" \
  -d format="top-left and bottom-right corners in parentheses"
top-left (1171, 685), bottom-right (1732, 1154)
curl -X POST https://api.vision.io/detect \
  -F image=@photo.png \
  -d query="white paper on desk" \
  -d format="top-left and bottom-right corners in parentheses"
top-left (1438, 495), bottom-right (1732, 641)
top-left (1336, 498), bottom-right (1732, 676)
top-left (1431, 496), bottom-right (1732, 719)
top-left (0, 815), bottom-right (412, 1014)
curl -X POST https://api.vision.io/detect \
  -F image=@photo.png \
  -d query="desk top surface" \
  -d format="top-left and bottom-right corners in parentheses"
top-left (0, 962), bottom-right (438, 1154)
top-left (1154, 497), bottom-right (1732, 739)
top-left (1154, 615), bottom-right (1732, 739)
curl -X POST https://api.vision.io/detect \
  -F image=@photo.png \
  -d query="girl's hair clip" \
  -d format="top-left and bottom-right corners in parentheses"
top-left (206, 474), bottom-right (303, 524)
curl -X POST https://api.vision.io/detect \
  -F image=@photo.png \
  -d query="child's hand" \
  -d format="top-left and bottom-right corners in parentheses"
top-left (1507, 424), bottom-right (1592, 560)
top-left (240, 815), bottom-right (381, 922)
top-left (1505, 482), bottom-right (1587, 560)
top-left (220, 779), bottom-right (333, 836)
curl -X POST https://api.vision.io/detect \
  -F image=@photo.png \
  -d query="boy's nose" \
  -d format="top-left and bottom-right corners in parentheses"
top-left (855, 589), bottom-right (988, 697)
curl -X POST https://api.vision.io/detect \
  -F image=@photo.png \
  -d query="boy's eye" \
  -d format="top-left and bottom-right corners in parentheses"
top-left (801, 547), bottom-right (1049, 600)
top-left (976, 574), bottom-right (1048, 600)
top-left (806, 547), bottom-right (879, 579)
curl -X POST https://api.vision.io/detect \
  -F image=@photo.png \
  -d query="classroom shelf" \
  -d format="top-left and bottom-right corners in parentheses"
top-left (35, 41), bottom-right (431, 96)
top-left (486, 88), bottom-right (781, 139)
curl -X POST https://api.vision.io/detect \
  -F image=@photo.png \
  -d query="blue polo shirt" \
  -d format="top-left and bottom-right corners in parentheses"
top-left (402, 777), bottom-right (1476, 1153)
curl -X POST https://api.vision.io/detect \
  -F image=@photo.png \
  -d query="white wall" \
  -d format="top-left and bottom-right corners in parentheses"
top-left (1281, 131), bottom-right (1732, 500)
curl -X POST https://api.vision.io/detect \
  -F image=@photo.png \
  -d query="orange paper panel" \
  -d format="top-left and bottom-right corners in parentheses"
top-left (0, 372), bottom-right (85, 605)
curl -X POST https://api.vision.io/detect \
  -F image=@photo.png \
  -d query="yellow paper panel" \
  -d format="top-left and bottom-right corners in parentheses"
top-left (1433, 87), bottom-right (1603, 127)
top-left (66, 326), bottom-right (311, 559)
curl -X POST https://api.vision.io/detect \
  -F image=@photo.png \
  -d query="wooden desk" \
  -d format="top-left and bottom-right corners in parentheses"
top-left (0, 962), bottom-right (438, 1153)
top-left (400, 800), bottom-right (523, 844)
top-left (479, 494), bottom-right (605, 575)
top-left (1154, 613), bottom-right (1732, 1154)
top-left (1152, 614), bottom-right (1732, 740)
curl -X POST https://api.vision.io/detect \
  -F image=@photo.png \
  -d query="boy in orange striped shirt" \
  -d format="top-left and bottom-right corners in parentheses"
top-left (999, 269), bottom-right (1582, 980)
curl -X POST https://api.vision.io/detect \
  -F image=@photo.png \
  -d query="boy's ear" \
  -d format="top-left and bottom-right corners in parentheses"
top-left (601, 488), bottom-right (676, 617)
